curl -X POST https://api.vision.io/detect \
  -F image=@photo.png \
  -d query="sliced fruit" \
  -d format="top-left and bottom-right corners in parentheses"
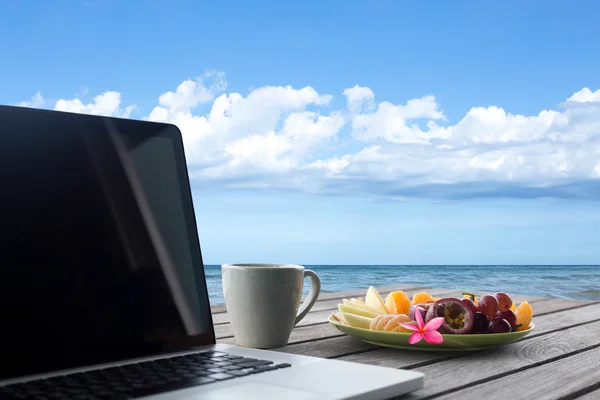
top-left (385, 291), bottom-right (411, 315)
top-left (391, 324), bottom-right (414, 333)
top-left (344, 298), bottom-right (384, 315)
top-left (515, 301), bottom-right (533, 331)
top-left (369, 314), bottom-right (385, 330)
top-left (385, 314), bottom-right (413, 332)
top-left (337, 312), bottom-right (373, 329)
top-left (369, 314), bottom-right (412, 332)
top-left (338, 303), bottom-right (380, 319)
top-left (425, 298), bottom-right (475, 334)
top-left (365, 286), bottom-right (389, 314)
top-left (331, 312), bottom-right (346, 324)
top-left (412, 291), bottom-right (435, 304)
top-left (344, 298), bottom-right (361, 307)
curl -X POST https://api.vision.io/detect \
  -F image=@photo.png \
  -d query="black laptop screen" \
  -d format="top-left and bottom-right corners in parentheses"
top-left (0, 107), bottom-right (215, 380)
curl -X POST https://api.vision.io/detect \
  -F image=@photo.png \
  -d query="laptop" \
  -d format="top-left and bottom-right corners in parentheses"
top-left (0, 105), bottom-right (424, 400)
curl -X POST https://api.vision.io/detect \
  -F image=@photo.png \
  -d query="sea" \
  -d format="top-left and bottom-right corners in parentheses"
top-left (203, 265), bottom-right (600, 305)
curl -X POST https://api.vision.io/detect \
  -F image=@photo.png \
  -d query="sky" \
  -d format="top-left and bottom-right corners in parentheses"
top-left (2, 0), bottom-right (600, 264)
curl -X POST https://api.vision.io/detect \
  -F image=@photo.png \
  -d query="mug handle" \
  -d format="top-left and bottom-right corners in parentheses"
top-left (294, 269), bottom-right (321, 326)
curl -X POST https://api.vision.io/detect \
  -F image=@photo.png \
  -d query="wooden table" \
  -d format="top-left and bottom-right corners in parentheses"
top-left (211, 285), bottom-right (600, 399)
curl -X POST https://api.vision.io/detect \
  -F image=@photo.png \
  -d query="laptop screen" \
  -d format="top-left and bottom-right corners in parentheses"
top-left (0, 106), bottom-right (215, 381)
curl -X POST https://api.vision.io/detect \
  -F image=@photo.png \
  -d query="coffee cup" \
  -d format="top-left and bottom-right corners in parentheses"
top-left (221, 263), bottom-right (321, 348)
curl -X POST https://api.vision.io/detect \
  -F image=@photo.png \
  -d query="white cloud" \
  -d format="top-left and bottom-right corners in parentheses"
top-left (19, 75), bottom-right (600, 199)
top-left (18, 92), bottom-right (45, 108)
top-left (343, 85), bottom-right (375, 113)
top-left (54, 91), bottom-right (135, 118)
top-left (306, 156), bottom-right (350, 176)
top-left (594, 163), bottom-right (600, 178)
top-left (309, 88), bottom-right (600, 196)
top-left (442, 106), bottom-right (561, 145)
top-left (149, 70), bottom-right (227, 118)
top-left (200, 109), bottom-right (345, 179)
top-left (567, 88), bottom-right (600, 103)
top-left (149, 77), bottom-right (340, 176)
top-left (351, 95), bottom-right (446, 144)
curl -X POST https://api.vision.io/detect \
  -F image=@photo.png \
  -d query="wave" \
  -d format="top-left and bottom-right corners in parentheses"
top-left (569, 289), bottom-right (600, 300)
top-left (574, 289), bottom-right (600, 296)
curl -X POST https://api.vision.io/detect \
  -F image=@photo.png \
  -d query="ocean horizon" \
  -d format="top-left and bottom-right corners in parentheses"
top-left (203, 264), bottom-right (600, 306)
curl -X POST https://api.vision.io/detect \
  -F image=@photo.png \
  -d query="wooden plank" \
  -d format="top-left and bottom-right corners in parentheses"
top-left (214, 308), bottom-right (332, 337)
top-left (574, 388), bottom-right (600, 400)
top-left (533, 299), bottom-right (598, 316)
top-left (337, 301), bottom-right (600, 368)
top-left (210, 304), bottom-right (228, 314)
top-left (307, 286), bottom-right (544, 303)
top-left (217, 313), bottom-right (349, 344)
top-left (399, 315), bottom-right (600, 399)
top-left (433, 345), bottom-right (600, 400)
top-left (310, 285), bottom-right (431, 301)
top-left (275, 335), bottom-right (380, 359)
top-left (290, 287), bottom-right (441, 313)
top-left (336, 348), bottom-right (455, 370)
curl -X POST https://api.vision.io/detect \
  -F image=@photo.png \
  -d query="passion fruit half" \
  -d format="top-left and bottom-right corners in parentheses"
top-left (425, 298), bottom-right (475, 334)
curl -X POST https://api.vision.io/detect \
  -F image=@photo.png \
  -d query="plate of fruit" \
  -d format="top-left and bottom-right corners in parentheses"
top-left (328, 286), bottom-right (534, 351)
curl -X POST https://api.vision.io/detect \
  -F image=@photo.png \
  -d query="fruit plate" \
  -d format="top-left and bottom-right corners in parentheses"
top-left (328, 315), bottom-right (535, 351)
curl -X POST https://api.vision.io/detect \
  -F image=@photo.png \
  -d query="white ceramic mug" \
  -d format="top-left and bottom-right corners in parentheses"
top-left (221, 263), bottom-right (321, 348)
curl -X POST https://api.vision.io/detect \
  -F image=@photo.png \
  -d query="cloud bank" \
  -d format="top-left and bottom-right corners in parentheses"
top-left (18, 73), bottom-right (600, 200)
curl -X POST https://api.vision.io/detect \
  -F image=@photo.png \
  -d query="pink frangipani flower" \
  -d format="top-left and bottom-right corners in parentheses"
top-left (399, 308), bottom-right (445, 345)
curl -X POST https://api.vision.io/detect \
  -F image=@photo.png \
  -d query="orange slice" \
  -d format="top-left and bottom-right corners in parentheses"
top-left (412, 292), bottom-right (435, 304)
top-left (515, 301), bottom-right (533, 331)
top-left (385, 291), bottom-right (411, 315)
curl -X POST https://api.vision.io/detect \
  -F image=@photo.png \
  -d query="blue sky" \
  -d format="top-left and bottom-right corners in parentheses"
top-left (2, 0), bottom-right (600, 264)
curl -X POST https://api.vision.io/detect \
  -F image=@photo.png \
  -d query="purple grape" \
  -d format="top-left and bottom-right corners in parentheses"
top-left (494, 292), bottom-right (513, 312)
top-left (496, 310), bottom-right (517, 330)
top-left (479, 295), bottom-right (499, 319)
top-left (472, 312), bottom-right (489, 334)
top-left (487, 317), bottom-right (511, 334)
top-left (461, 298), bottom-right (478, 314)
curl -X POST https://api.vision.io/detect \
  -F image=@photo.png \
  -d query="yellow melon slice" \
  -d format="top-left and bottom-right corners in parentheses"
top-left (365, 286), bottom-right (389, 314)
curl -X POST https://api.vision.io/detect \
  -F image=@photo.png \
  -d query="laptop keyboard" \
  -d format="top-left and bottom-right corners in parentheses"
top-left (0, 350), bottom-right (291, 399)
